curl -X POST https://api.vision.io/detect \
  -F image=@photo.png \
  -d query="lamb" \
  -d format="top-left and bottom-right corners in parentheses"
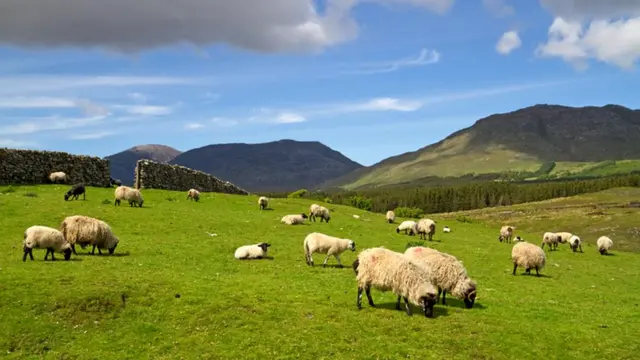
top-left (541, 232), bottom-right (561, 251)
top-left (416, 218), bottom-right (436, 241)
top-left (258, 196), bottom-right (269, 210)
top-left (404, 246), bottom-right (477, 308)
top-left (511, 241), bottom-right (546, 276)
top-left (234, 242), bottom-right (271, 260)
top-left (281, 213), bottom-right (308, 225)
top-left (309, 204), bottom-right (331, 223)
top-left (23, 225), bottom-right (72, 262)
top-left (352, 247), bottom-right (438, 317)
top-left (60, 215), bottom-right (120, 255)
top-left (64, 183), bottom-right (85, 201)
top-left (555, 231), bottom-right (573, 244)
top-left (114, 185), bottom-right (144, 207)
top-left (109, 177), bottom-right (122, 187)
top-left (568, 235), bottom-right (583, 253)
top-left (499, 225), bottom-right (516, 243)
top-left (186, 188), bottom-right (200, 202)
top-left (303, 232), bottom-right (356, 267)
top-left (596, 236), bottom-right (613, 255)
top-left (386, 210), bottom-right (396, 223)
top-left (443, 226), bottom-right (451, 233)
top-left (49, 171), bottom-right (67, 184)
top-left (396, 220), bottom-right (417, 236)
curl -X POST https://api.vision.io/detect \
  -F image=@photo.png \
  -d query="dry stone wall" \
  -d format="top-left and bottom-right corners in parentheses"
top-left (0, 148), bottom-right (110, 186)
top-left (134, 159), bottom-right (249, 195)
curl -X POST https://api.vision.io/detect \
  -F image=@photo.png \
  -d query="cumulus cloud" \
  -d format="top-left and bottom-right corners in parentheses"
top-left (0, 0), bottom-right (453, 53)
top-left (483, 0), bottom-right (515, 18)
top-left (275, 112), bottom-right (307, 124)
top-left (539, 0), bottom-right (640, 20)
top-left (496, 31), bottom-right (522, 55)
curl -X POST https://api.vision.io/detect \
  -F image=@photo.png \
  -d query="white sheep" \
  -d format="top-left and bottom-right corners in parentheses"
top-left (511, 241), bottom-right (546, 276)
top-left (596, 236), bottom-right (613, 255)
top-left (352, 247), bottom-right (438, 317)
top-left (309, 204), bottom-right (331, 223)
top-left (386, 210), bottom-right (396, 223)
top-left (499, 225), bottom-right (516, 243)
top-left (568, 235), bottom-right (583, 253)
top-left (396, 220), bottom-right (417, 236)
top-left (443, 226), bottom-right (451, 233)
top-left (541, 232), bottom-right (561, 251)
top-left (258, 196), bottom-right (269, 210)
top-left (281, 213), bottom-right (309, 225)
top-left (49, 171), bottom-right (67, 184)
top-left (187, 188), bottom-right (200, 201)
top-left (234, 242), bottom-right (271, 260)
top-left (303, 232), bottom-right (356, 267)
top-left (114, 185), bottom-right (144, 207)
top-left (23, 225), bottom-right (72, 261)
top-left (404, 246), bottom-right (477, 308)
top-left (60, 215), bottom-right (120, 255)
top-left (555, 231), bottom-right (573, 244)
top-left (416, 218), bottom-right (436, 241)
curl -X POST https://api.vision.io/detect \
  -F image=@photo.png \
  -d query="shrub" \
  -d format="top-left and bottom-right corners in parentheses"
top-left (394, 206), bottom-right (423, 219)
top-left (323, 197), bottom-right (333, 204)
top-left (288, 189), bottom-right (308, 199)
top-left (456, 215), bottom-right (474, 223)
top-left (349, 195), bottom-right (372, 211)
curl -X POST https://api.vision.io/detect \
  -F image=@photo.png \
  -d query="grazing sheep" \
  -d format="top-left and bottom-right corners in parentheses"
top-left (309, 204), bottom-right (331, 223)
top-left (514, 236), bottom-right (524, 242)
top-left (597, 236), bottom-right (613, 255)
top-left (511, 242), bottom-right (546, 276)
top-left (555, 232), bottom-right (573, 244)
top-left (49, 171), bottom-right (67, 184)
top-left (23, 225), bottom-right (72, 262)
top-left (396, 220), bottom-right (417, 236)
top-left (404, 246), bottom-right (477, 308)
top-left (416, 218), bottom-right (436, 241)
top-left (258, 196), bottom-right (269, 210)
top-left (64, 183), bottom-right (86, 201)
top-left (386, 210), bottom-right (396, 223)
top-left (60, 215), bottom-right (120, 255)
top-left (234, 242), bottom-right (271, 260)
top-left (186, 188), bottom-right (200, 202)
top-left (281, 213), bottom-right (308, 225)
top-left (109, 177), bottom-right (122, 187)
top-left (568, 235), bottom-right (583, 253)
top-left (303, 232), bottom-right (356, 267)
top-left (114, 185), bottom-right (144, 207)
top-left (443, 226), bottom-right (451, 233)
top-left (352, 247), bottom-right (438, 317)
top-left (541, 232), bottom-right (561, 251)
top-left (499, 225), bottom-right (516, 243)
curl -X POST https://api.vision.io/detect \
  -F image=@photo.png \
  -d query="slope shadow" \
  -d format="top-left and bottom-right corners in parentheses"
top-left (372, 302), bottom-right (450, 318)
top-left (443, 298), bottom-right (487, 310)
top-left (75, 251), bottom-right (131, 257)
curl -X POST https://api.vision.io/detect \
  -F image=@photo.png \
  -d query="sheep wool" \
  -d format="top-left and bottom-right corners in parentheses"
top-left (303, 232), bottom-right (356, 267)
top-left (555, 232), bottom-right (573, 244)
top-left (352, 247), bottom-right (438, 317)
top-left (568, 235), bottom-right (583, 253)
top-left (396, 220), bottom-right (417, 236)
top-left (443, 226), bottom-right (451, 233)
top-left (281, 213), bottom-right (308, 225)
top-left (258, 196), bottom-right (269, 210)
top-left (234, 243), bottom-right (271, 259)
top-left (114, 185), bottom-right (144, 207)
top-left (23, 225), bottom-right (72, 262)
top-left (416, 218), bottom-right (436, 241)
top-left (60, 215), bottom-right (120, 255)
top-left (309, 204), bottom-right (331, 223)
top-left (386, 210), bottom-right (396, 223)
top-left (511, 242), bottom-right (546, 276)
top-left (596, 236), bottom-right (613, 255)
top-left (49, 171), bottom-right (67, 184)
top-left (187, 189), bottom-right (200, 202)
top-left (404, 246), bottom-right (477, 308)
top-left (541, 232), bottom-right (561, 251)
top-left (499, 225), bottom-right (516, 243)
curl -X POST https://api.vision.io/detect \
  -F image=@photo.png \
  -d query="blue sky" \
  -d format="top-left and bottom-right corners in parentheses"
top-left (1, 0), bottom-right (640, 166)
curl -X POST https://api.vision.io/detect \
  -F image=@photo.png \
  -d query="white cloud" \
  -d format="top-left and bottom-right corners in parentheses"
top-left (539, 0), bottom-right (640, 21)
top-left (496, 31), bottom-right (522, 55)
top-left (185, 123), bottom-right (205, 130)
top-left (113, 105), bottom-right (174, 116)
top-left (211, 117), bottom-right (240, 127)
top-left (347, 97), bottom-right (424, 112)
top-left (275, 112), bottom-right (306, 124)
top-left (343, 48), bottom-right (440, 75)
top-left (128, 92), bottom-right (147, 103)
top-left (0, 0), bottom-right (453, 53)
top-left (0, 139), bottom-right (36, 148)
top-left (69, 131), bottom-right (116, 140)
top-left (0, 97), bottom-right (77, 109)
top-left (483, 0), bottom-right (515, 18)
top-left (0, 115), bottom-right (108, 135)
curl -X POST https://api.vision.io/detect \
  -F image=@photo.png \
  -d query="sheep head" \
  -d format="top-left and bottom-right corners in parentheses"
top-left (348, 240), bottom-right (356, 251)
top-left (258, 243), bottom-right (271, 253)
top-left (463, 283), bottom-right (477, 309)
top-left (63, 247), bottom-right (72, 260)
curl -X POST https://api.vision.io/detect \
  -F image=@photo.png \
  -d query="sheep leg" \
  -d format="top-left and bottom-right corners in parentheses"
top-left (97, 247), bottom-right (103, 255)
top-left (44, 248), bottom-right (51, 260)
top-left (437, 288), bottom-right (442, 302)
top-left (395, 295), bottom-right (402, 310)
top-left (91, 245), bottom-right (96, 255)
top-left (322, 255), bottom-right (331, 268)
top-left (579, 244), bottom-right (583, 253)
top-left (335, 254), bottom-right (343, 267)
top-left (357, 287), bottom-right (363, 309)
top-left (22, 246), bottom-right (32, 262)
top-left (535, 267), bottom-right (540, 276)
top-left (441, 290), bottom-right (447, 305)
top-left (71, 244), bottom-right (77, 255)
top-left (403, 297), bottom-right (413, 316)
top-left (49, 248), bottom-right (56, 261)
top-left (365, 285), bottom-right (375, 307)
top-left (512, 264), bottom-right (518, 275)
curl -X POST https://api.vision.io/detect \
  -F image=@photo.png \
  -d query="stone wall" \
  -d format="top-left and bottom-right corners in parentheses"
top-left (133, 159), bottom-right (249, 195)
top-left (0, 148), bottom-right (110, 186)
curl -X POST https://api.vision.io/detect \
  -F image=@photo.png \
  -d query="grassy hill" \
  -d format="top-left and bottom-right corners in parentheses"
top-left (1, 185), bottom-right (639, 359)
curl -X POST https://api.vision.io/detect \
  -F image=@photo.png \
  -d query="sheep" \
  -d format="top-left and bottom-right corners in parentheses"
top-left (499, 225), bottom-right (516, 243)
top-left (555, 231), bottom-right (573, 244)
top-left (514, 236), bottom-right (524, 242)
top-left (511, 241), bottom-right (546, 276)
top-left (541, 232), bottom-right (561, 251)
top-left (568, 235), bottom-right (583, 253)
top-left (64, 183), bottom-right (85, 201)
top-left (114, 185), bottom-right (144, 207)
top-left (303, 232), bottom-right (356, 267)
top-left (597, 236), bottom-right (613, 255)
top-left (386, 210), bottom-right (396, 223)
top-left (396, 220), bottom-right (417, 236)
top-left (404, 246), bottom-right (477, 308)
top-left (234, 242), bottom-right (271, 260)
top-left (443, 226), bottom-right (451, 233)
top-left (109, 177), bottom-right (122, 187)
top-left (309, 204), bottom-right (331, 223)
top-left (49, 171), bottom-right (67, 184)
top-left (416, 218), bottom-right (436, 241)
top-left (186, 188), bottom-right (200, 202)
top-left (281, 213), bottom-right (308, 225)
top-left (352, 247), bottom-right (438, 317)
top-left (60, 215), bottom-right (120, 255)
top-left (23, 225), bottom-right (72, 262)
top-left (258, 196), bottom-right (269, 210)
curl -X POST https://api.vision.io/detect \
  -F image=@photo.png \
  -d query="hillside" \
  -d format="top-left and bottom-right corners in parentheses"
top-left (105, 144), bottom-right (182, 185)
top-left (169, 139), bottom-right (363, 192)
top-left (328, 104), bottom-right (640, 190)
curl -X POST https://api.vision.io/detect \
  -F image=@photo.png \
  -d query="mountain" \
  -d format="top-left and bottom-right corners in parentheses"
top-left (106, 144), bottom-right (182, 185)
top-left (169, 139), bottom-right (363, 192)
top-left (327, 104), bottom-right (640, 190)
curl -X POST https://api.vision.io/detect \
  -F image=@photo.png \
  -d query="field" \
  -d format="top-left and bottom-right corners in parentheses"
top-left (1, 185), bottom-right (640, 359)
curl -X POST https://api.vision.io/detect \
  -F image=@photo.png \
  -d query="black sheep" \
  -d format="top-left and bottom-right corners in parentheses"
top-left (64, 183), bottom-right (86, 201)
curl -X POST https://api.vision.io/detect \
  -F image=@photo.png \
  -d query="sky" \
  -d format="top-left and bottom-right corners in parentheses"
top-left (1, 0), bottom-right (640, 166)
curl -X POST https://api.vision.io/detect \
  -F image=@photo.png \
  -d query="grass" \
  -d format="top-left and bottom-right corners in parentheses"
top-left (1, 185), bottom-right (640, 359)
